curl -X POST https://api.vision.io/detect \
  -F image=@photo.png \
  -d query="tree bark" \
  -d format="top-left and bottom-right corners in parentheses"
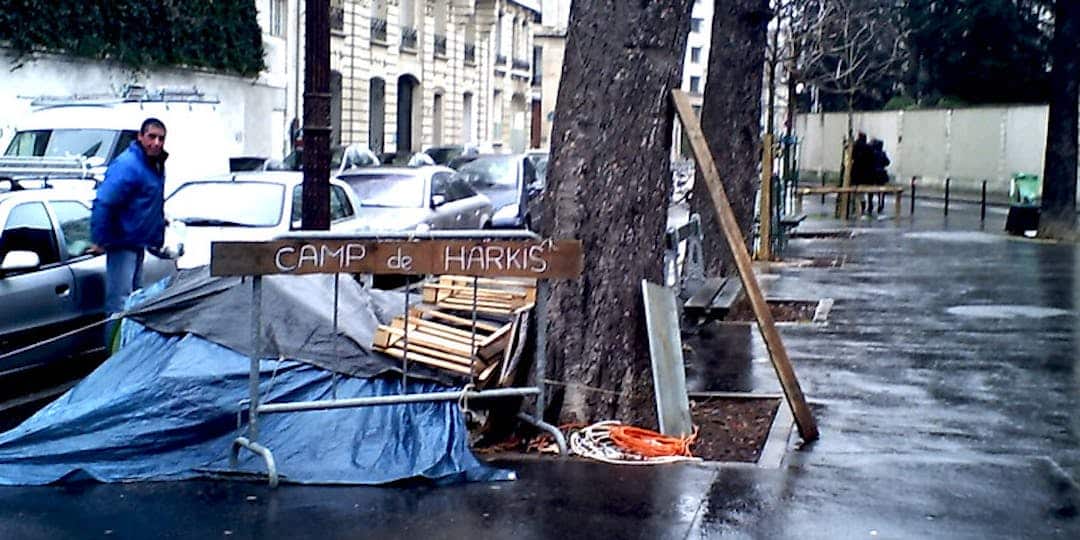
top-left (1039, 0), bottom-right (1080, 238)
top-left (691, 1), bottom-right (770, 276)
top-left (539, 1), bottom-right (693, 425)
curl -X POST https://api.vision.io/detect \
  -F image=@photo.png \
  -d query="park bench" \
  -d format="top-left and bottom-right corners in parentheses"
top-left (794, 185), bottom-right (904, 218)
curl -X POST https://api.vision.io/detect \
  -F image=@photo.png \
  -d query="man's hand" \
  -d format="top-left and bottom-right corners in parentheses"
top-left (86, 244), bottom-right (105, 255)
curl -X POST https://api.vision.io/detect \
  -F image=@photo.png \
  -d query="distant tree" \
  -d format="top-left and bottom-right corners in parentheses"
top-left (792, 0), bottom-right (908, 131)
top-left (1039, 0), bottom-right (1079, 237)
top-left (903, 0), bottom-right (1053, 106)
top-left (539, 1), bottom-right (693, 425)
top-left (691, 0), bottom-right (771, 275)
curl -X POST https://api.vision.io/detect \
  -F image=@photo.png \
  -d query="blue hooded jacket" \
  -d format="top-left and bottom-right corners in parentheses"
top-left (90, 141), bottom-right (167, 250)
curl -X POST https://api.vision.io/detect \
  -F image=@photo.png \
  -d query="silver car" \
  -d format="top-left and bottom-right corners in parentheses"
top-left (165, 172), bottom-right (366, 269)
top-left (0, 181), bottom-right (176, 377)
top-left (337, 166), bottom-right (493, 231)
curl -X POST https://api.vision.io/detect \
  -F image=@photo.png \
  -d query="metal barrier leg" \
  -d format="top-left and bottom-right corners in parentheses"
top-left (517, 412), bottom-right (567, 457)
top-left (232, 437), bottom-right (279, 488)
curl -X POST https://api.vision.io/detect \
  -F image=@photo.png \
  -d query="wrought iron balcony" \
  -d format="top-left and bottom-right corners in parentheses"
top-left (401, 26), bottom-right (418, 51)
top-left (371, 18), bottom-right (388, 43)
top-left (464, 43), bottom-right (477, 64)
top-left (434, 34), bottom-right (448, 57)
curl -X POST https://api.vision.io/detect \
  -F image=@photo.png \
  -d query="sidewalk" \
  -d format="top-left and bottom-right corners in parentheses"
top-left (0, 198), bottom-right (1077, 539)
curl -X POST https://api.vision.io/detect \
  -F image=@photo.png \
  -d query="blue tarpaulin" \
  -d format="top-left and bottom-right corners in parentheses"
top-left (0, 276), bottom-right (512, 486)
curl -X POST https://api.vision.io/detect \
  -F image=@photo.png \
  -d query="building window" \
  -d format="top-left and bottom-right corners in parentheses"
top-left (330, 0), bottom-right (344, 32)
top-left (689, 76), bottom-right (701, 94)
top-left (690, 47), bottom-right (701, 64)
top-left (691, 18), bottom-right (703, 33)
top-left (270, 0), bottom-right (286, 37)
top-left (371, 0), bottom-right (388, 43)
top-left (493, 90), bottom-right (503, 139)
top-left (433, 1), bottom-right (448, 57)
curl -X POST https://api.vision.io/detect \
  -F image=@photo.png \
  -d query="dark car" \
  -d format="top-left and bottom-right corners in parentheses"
top-left (452, 154), bottom-right (544, 230)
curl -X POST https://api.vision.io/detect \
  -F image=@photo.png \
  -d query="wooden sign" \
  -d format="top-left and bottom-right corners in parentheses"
top-left (210, 239), bottom-right (583, 279)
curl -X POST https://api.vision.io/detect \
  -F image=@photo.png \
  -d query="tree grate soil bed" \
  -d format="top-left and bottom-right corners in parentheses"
top-left (724, 299), bottom-right (819, 323)
top-left (690, 396), bottom-right (780, 462)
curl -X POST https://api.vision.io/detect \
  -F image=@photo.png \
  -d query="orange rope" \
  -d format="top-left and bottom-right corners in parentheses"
top-left (609, 424), bottom-right (698, 458)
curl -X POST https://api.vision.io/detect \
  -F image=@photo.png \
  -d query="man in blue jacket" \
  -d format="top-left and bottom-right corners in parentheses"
top-left (90, 118), bottom-right (168, 328)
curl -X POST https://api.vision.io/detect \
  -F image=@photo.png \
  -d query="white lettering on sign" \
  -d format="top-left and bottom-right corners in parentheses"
top-left (387, 247), bottom-right (414, 272)
top-left (275, 246), bottom-right (297, 271)
top-left (274, 243), bottom-right (368, 272)
top-left (443, 244), bottom-right (550, 273)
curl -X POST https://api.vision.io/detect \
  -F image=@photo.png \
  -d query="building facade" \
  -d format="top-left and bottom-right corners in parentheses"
top-left (261, 0), bottom-right (541, 159)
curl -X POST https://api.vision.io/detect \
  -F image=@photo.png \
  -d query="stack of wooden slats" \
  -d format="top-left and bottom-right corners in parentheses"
top-left (372, 277), bottom-right (533, 384)
top-left (421, 275), bottom-right (536, 317)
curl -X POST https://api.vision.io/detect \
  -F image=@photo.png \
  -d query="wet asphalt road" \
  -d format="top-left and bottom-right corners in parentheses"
top-left (0, 198), bottom-right (1078, 539)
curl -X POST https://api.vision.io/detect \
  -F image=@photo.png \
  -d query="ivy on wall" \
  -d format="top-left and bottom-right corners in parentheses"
top-left (0, 0), bottom-right (266, 77)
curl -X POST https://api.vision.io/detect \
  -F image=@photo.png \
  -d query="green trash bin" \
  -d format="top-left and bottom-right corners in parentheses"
top-left (1006, 173), bottom-right (1041, 234)
top-left (1010, 173), bottom-right (1041, 207)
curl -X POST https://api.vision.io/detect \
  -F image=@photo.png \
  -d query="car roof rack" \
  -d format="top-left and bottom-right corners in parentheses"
top-left (0, 156), bottom-right (100, 185)
top-left (25, 84), bottom-right (220, 108)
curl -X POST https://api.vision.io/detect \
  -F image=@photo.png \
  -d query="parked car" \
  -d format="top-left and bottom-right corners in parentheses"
top-left (424, 145), bottom-right (466, 166)
top-left (0, 179), bottom-right (176, 377)
top-left (526, 149), bottom-right (549, 186)
top-left (164, 172), bottom-right (365, 269)
top-left (336, 166), bottom-right (492, 232)
top-left (452, 154), bottom-right (544, 230)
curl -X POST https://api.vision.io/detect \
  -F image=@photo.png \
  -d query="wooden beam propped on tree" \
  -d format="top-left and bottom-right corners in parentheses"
top-left (671, 89), bottom-right (819, 442)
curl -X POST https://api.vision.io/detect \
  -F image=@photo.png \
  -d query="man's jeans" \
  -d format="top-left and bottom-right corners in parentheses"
top-left (104, 248), bottom-right (144, 344)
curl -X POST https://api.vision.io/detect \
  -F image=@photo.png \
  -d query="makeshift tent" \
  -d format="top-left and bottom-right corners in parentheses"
top-left (0, 270), bottom-right (510, 485)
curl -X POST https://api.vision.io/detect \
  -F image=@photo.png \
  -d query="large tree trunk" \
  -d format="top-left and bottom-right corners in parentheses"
top-left (691, 1), bottom-right (770, 276)
top-left (539, 1), bottom-right (693, 425)
top-left (1040, 0), bottom-right (1080, 238)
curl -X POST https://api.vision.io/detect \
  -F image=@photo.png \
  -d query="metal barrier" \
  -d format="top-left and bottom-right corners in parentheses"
top-left (214, 230), bottom-right (583, 487)
top-left (664, 214), bottom-right (704, 300)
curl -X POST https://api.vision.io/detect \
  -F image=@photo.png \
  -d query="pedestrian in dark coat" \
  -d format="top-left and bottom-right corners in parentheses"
top-left (869, 139), bottom-right (890, 213)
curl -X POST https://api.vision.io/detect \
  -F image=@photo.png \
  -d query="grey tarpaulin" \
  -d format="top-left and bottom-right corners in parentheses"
top-left (125, 267), bottom-right (458, 385)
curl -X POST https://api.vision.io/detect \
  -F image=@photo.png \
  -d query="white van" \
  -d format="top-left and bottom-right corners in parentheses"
top-left (1, 88), bottom-right (230, 195)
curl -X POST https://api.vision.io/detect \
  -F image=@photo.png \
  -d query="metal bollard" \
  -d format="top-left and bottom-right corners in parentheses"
top-left (944, 177), bottom-right (951, 217)
top-left (910, 176), bottom-right (917, 215)
top-left (980, 180), bottom-right (987, 223)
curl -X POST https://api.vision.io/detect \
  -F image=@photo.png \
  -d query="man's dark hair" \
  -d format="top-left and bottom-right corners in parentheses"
top-left (141, 118), bottom-right (166, 134)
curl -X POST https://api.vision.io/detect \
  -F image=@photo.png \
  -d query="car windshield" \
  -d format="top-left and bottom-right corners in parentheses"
top-left (341, 173), bottom-right (426, 208)
top-left (165, 182), bottom-right (285, 227)
top-left (4, 129), bottom-right (120, 160)
top-left (455, 156), bottom-right (518, 191)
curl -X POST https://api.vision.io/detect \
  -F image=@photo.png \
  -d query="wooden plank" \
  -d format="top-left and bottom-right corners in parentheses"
top-left (423, 282), bottom-right (529, 300)
top-left (378, 340), bottom-right (475, 367)
top-left (410, 307), bottom-right (502, 333)
top-left (375, 346), bottom-right (473, 375)
top-left (395, 316), bottom-right (492, 341)
top-left (382, 323), bottom-right (475, 355)
top-left (758, 133), bottom-right (774, 261)
top-left (672, 89), bottom-right (819, 441)
top-left (840, 139), bottom-right (854, 219)
top-left (210, 239), bottom-right (583, 278)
